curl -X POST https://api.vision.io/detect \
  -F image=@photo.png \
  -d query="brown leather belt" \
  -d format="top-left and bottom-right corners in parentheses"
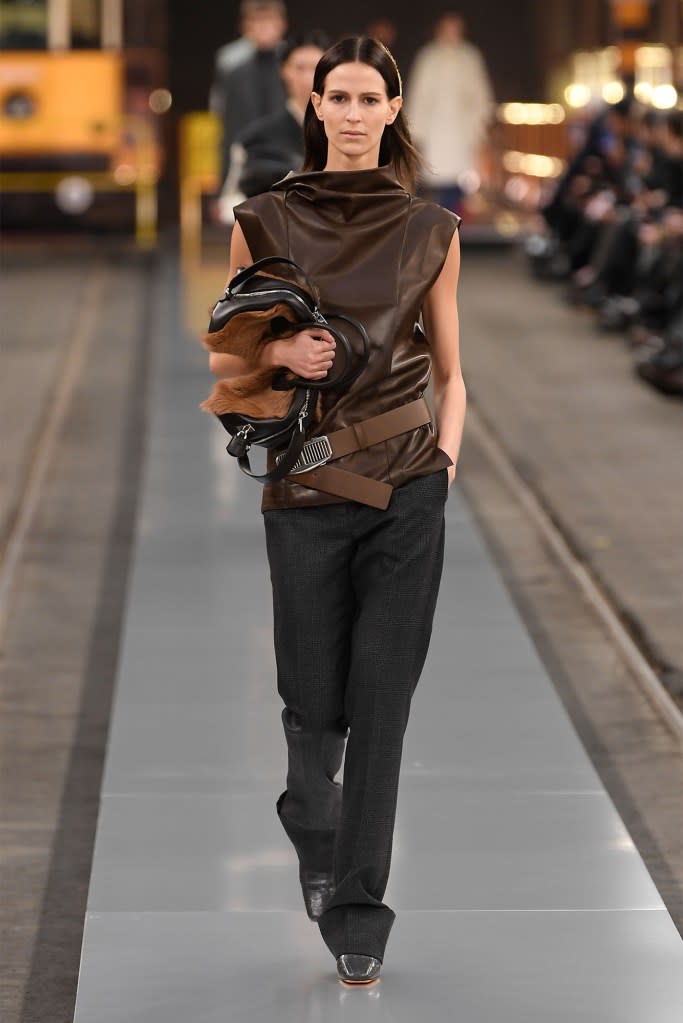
top-left (283, 397), bottom-right (433, 510)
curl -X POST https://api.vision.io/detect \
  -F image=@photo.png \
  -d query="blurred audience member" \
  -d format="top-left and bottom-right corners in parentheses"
top-left (365, 17), bottom-right (398, 50)
top-left (527, 102), bottom-right (683, 397)
top-left (219, 31), bottom-right (329, 221)
top-left (210, 0), bottom-right (288, 183)
top-left (405, 10), bottom-right (494, 213)
top-left (541, 97), bottom-right (637, 272)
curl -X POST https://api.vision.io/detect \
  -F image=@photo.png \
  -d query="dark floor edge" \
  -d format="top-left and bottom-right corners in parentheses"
top-left (19, 249), bottom-right (170, 1023)
top-left (0, 270), bottom-right (95, 558)
top-left (466, 389), bottom-right (683, 708)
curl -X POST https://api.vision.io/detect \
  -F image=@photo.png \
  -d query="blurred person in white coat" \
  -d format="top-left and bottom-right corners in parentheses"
top-left (405, 10), bottom-right (494, 213)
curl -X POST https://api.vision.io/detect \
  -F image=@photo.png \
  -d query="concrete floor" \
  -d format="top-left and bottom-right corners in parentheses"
top-left (0, 246), bottom-right (158, 1023)
top-left (2, 243), bottom-right (682, 1021)
top-left (68, 252), bottom-right (683, 1020)
top-left (457, 250), bottom-right (683, 704)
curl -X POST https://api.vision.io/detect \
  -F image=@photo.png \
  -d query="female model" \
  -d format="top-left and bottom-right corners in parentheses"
top-left (209, 36), bottom-right (466, 985)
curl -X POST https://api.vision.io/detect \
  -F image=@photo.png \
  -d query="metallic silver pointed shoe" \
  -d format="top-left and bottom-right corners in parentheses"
top-left (336, 953), bottom-right (382, 985)
top-left (299, 869), bottom-right (335, 920)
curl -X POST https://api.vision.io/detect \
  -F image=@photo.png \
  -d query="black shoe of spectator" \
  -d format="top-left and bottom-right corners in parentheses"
top-left (565, 279), bottom-right (606, 309)
top-left (582, 281), bottom-right (608, 309)
top-left (547, 249), bottom-right (572, 280)
top-left (599, 295), bottom-right (640, 332)
top-left (526, 234), bottom-right (564, 280)
top-left (634, 340), bottom-right (683, 397)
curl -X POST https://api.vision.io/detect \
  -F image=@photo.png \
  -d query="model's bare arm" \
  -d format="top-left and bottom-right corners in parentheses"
top-left (208, 222), bottom-right (336, 380)
top-left (422, 230), bottom-right (467, 484)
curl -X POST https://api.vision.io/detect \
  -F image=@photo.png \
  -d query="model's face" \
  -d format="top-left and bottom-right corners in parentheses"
top-left (281, 46), bottom-right (323, 110)
top-left (311, 62), bottom-right (402, 169)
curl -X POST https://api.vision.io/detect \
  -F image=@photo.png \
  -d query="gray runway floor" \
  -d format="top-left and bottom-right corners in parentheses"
top-left (72, 275), bottom-right (683, 1020)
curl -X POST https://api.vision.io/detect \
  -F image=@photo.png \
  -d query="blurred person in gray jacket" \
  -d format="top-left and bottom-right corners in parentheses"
top-left (218, 30), bottom-right (329, 222)
top-left (210, 0), bottom-right (289, 183)
top-left (405, 10), bottom-right (494, 213)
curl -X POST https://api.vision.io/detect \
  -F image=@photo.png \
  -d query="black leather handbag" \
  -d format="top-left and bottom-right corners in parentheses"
top-left (203, 256), bottom-right (369, 483)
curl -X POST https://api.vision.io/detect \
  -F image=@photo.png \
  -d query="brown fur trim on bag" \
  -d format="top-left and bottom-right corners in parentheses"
top-left (200, 297), bottom-right (325, 423)
top-left (201, 303), bottom-right (300, 359)
top-left (200, 369), bottom-right (296, 418)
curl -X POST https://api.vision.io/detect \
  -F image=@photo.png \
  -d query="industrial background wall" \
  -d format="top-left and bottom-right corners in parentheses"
top-left (166, 0), bottom-right (543, 115)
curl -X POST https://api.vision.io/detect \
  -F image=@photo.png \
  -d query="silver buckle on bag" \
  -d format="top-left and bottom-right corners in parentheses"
top-left (276, 435), bottom-right (333, 474)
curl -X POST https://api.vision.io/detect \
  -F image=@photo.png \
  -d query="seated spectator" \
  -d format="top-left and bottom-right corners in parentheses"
top-left (635, 299), bottom-right (683, 396)
top-left (526, 103), bottom-right (682, 397)
top-left (539, 97), bottom-right (637, 271)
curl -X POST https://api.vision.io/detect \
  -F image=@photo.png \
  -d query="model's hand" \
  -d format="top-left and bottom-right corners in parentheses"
top-left (271, 329), bottom-right (336, 380)
top-left (447, 464), bottom-right (456, 488)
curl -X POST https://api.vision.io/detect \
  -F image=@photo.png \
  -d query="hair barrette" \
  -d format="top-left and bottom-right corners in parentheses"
top-left (379, 42), bottom-right (403, 97)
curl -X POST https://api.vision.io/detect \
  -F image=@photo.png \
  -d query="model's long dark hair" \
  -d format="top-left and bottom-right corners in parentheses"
top-left (302, 36), bottom-right (424, 194)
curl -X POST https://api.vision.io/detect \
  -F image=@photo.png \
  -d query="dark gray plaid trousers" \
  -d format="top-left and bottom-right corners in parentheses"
top-left (263, 468), bottom-right (449, 961)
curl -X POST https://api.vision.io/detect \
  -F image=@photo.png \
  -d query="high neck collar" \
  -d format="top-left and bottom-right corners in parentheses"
top-left (272, 164), bottom-right (407, 198)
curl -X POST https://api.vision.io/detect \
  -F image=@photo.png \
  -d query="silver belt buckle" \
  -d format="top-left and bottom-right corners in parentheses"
top-left (277, 435), bottom-right (333, 474)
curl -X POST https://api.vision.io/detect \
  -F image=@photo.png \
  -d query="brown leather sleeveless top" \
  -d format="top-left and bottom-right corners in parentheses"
top-left (233, 165), bottom-right (461, 512)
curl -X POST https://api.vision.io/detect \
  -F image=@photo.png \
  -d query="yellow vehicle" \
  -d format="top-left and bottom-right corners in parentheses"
top-left (0, 0), bottom-right (168, 240)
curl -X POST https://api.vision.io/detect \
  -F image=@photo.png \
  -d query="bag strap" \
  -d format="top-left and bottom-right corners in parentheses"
top-left (236, 389), bottom-right (313, 484)
top-left (320, 312), bottom-right (370, 389)
top-left (228, 256), bottom-right (318, 302)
